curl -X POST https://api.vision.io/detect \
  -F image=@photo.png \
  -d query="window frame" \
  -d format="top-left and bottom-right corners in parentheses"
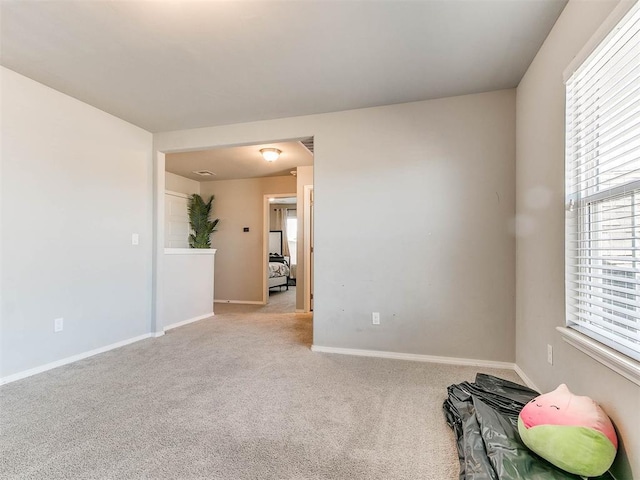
top-left (562, 0), bottom-right (640, 385)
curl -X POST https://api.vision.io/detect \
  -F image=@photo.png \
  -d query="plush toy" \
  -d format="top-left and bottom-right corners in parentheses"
top-left (518, 384), bottom-right (617, 477)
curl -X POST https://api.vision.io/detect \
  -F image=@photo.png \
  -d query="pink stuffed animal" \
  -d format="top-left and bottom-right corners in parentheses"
top-left (518, 384), bottom-right (617, 477)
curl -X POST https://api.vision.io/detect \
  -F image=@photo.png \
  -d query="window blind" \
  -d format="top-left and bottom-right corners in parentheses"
top-left (565, 2), bottom-right (640, 362)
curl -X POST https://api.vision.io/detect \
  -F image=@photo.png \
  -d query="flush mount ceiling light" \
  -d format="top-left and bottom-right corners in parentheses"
top-left (260, 148), bottom-right (281, 162)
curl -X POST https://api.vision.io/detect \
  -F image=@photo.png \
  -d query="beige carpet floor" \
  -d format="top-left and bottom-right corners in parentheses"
top-left (267, 285), bottom-right (297, 312)
top-left (0, 297), bottom-right (522, 479)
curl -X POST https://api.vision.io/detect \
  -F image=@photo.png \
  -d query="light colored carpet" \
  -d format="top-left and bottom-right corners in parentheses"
top-left (0, 299), bottom-right (522, 479)
top-left (267, 285), bottom-right (296, 312)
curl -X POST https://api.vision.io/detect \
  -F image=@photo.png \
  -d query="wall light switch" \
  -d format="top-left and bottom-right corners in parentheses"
top-left (54, 317), bottom-right (64, 333)
top-left (547, 344), bottom-right (553, 365)
top-left (372, 312), bottom-right (380, 325)
top-left (132, 233), bottom-right (139, 245)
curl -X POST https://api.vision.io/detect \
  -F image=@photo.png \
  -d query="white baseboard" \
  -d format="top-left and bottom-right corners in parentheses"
top-left (295, 309), bottom-right (306, 313)
top-left (0, 333), bottom-right (153, 386)
top-left (214, 299), bottom-right (264, 305)
top-left (164, 312), bottom-right (214, 331)
top-left (513, 364), bottom-right (539, 391)
top-left (153, 331), bottom-right (165, 338)
top-left (310, 345), bottom-right (516, 370)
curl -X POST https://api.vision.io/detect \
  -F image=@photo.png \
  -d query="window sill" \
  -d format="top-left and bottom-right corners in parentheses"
top-left (556, 327), bottom-right (640, 387)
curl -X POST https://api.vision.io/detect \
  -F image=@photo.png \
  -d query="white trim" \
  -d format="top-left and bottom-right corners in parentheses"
top-left (152, 151), bottom-right (166, 333)
top-left (164, 190), bottom-right (191, 199)
top-left (295, 309), bottom-right (305, 313)
top-left (513, 364), bottom-right (539, 392)
top-left (310, 345), bottom-right (515, 370)
top-left (164, 248), bottom-right (217, 255)
top-left (303, 185), bottom-right (313, 313)
top-left (563, 0), bottom-right (638, 83)
top-left (164, 312), bottom-right (214, 331)
top-left (214, 299), bottom-right (264, 305)
top-left (0, 333), bottom-right (153, 386)
top-left (557, 327), bottom-right (640, 387)
top-left (263, 195), bottom-right (269, 306)
top-left (153, 331), bottom-right (165, 338)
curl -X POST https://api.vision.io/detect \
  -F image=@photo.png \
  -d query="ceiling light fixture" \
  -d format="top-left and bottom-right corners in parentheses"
top-left (260, 148), bottom-right (281, 162)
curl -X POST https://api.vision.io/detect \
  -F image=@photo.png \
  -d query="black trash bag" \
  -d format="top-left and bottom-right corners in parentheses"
top-left (443, 373), bottom-right (614, 480)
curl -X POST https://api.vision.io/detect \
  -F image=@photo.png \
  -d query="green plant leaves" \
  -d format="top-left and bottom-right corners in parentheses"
top-left (187, 194), bottom-right (219, 248)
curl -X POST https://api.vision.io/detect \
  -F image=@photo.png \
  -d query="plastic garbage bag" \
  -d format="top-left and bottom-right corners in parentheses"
top-left (443, 374), bottom-right (614, 480)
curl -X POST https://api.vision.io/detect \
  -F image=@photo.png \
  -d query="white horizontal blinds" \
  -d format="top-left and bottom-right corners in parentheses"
top-left (566, 2), bottom-right (640, 362)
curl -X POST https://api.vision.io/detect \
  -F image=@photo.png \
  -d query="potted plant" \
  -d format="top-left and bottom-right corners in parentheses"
top-left (188, 194), bottom-right (219, 248)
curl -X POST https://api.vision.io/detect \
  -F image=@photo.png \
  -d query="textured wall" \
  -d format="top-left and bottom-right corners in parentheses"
top-left (1, 67), bottom-right (153, 378)
top-left (516, 0), bottom-right (639, 476)
top-left (155, 88), bottom-right (517, 362)
top-left (200, 176), bottom-right (296, 303)
top-left (165, 172), bottom-right (200, 196)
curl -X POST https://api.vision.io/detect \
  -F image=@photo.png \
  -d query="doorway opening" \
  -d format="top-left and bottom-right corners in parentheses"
top-left (154, 136), bottom-right (315, 336)
top-left (265, 194), bottom-right (297, 312)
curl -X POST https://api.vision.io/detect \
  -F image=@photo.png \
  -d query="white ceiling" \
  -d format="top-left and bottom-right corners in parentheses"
top-left (166, 140), bottom-right (313, 181)
top-left (0, 0), bottom-right (567, 133)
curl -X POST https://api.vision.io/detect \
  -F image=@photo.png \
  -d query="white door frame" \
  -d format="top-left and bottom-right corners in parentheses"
top-left (152, 151), bottom-right (167, 336)
top-left (262, 192), bottom-right (296, 305)
top-left (303, 185), bottom-right (314, 313)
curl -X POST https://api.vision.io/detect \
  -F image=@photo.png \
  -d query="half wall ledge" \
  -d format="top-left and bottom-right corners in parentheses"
top-left (163, 248), bottom-right (217, 330)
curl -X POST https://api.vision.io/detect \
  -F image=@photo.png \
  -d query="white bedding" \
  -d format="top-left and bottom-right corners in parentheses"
top-left (269, 262), bottom-right (290, 278)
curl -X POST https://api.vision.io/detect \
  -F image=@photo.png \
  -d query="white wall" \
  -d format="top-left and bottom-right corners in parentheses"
top-left (155, 89), bottom-right (516, 362)
top-left (0, 67), bottom-right (153, 379)
top-left (165, 171), bottom-right (200, 195)
top-left (516, 0), bottom-right (639, 476)
top-left (200, 176), bottom-right (296, 303)
top-left (163, 250), bottom-right (215, 327)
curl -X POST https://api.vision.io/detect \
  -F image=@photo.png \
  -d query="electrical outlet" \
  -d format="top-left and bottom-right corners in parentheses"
top-left (547, 344), bottom-right (553, 365)
top-left (131, 233), bottom-right (139, 245)
top-left (372, 312), bottom-right (380, 325)
top-left (54, 317), bottom-right (64, 333)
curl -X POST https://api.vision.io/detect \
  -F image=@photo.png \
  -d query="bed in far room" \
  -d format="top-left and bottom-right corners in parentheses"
top-left (268, 230), bottom-right (290, 291)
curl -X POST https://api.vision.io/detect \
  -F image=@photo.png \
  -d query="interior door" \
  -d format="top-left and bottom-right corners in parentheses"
top-left (165, 192), bottom-right (190, 248)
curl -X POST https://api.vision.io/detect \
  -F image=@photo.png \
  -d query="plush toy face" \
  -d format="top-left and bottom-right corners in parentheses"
top-left (518, 384), bottom-right (618, 477)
